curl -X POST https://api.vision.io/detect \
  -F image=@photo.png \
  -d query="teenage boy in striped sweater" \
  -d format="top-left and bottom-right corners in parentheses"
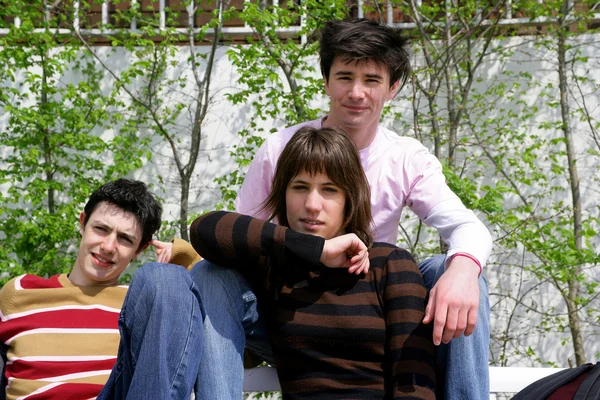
top-left (0, 179), bottom-right (201, 399)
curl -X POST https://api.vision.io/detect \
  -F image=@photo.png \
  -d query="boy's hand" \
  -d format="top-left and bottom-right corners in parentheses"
top-left (150, 240), bottom-right (173, 263)
top-left (320, 233), bottom-right (370, 275)
top-left (422, 257), bottom-right (480, 346)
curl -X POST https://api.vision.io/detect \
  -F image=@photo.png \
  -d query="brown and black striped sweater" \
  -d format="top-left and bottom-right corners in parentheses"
top-left (190, 211), bottom-right (435, 399)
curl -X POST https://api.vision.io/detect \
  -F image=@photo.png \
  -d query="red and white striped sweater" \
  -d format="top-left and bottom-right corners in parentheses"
top-left (0, 239), bottom-right (199, 399)
top-left (0, 274), bottom-right (126, 399)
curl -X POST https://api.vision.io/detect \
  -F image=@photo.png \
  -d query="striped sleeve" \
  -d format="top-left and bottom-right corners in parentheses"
top-left (189, 211), bottom-right (325, 272)
top-left (381, 248), bottom-right (436, 399)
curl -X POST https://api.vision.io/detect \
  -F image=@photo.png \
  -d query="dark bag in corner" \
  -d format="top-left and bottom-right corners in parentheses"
top-left (512, 362), bottom-right (600, 400)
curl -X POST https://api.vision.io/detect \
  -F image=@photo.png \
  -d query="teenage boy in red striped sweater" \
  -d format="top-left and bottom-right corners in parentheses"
top-left (0, 179), bottom-right (200, 400)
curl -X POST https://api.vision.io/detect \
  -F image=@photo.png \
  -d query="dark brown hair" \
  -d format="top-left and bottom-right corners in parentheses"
top-left (318, 18), bottom-right (411, 89)
top-left (262, 126), bottom-right (373, 247)
top-left (83, 179), bottom-right (162, 250)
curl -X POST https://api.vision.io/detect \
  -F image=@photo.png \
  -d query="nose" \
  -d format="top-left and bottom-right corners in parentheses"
top-left (348, 81), bottom-right (365, 100)
top-left (304, 190), bottom-right (323, 213)
top-left (101, 234), bottom-right (117, 254)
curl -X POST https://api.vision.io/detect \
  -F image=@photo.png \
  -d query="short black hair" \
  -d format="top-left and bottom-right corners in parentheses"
top-left (83, 179), bottom-right (162, 250)
top-left (318, 18), bottom-right (411, 89)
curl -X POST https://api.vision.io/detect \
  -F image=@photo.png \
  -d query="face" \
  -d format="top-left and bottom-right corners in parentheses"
top-left (70, 202), bottom-right (145, 287)
top-left (285, 170), bottom-right (346, 240)
top-left (324, 57), bottom-right (400, 139)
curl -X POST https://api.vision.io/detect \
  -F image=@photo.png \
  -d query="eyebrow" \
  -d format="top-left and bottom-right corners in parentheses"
top-left (334, 71), bottom-right (384, 80)
top-left (93, 220), bottom-right (139, 243)
top-left (118, 232), bottom-right (138, 243)
top-left (292, 179), bottom-right (338, 187)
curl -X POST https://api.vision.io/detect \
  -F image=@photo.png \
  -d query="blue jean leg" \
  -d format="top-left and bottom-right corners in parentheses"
top-left (419, 255), bottom-right (490, 400)
top-left (98, 263), bottom-right (204, 400)
top-left (190, 260), bottom-right (273, 400)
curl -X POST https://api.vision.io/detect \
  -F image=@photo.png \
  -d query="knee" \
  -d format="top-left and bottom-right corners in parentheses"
top-left (190, 260), bottom-right (247, 292)
top-left (190, 260), bottom-right (256, 316)
top-left (131, 262), bottom-right (193, 296)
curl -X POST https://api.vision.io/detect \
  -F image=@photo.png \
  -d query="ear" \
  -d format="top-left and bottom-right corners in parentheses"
top-left (79, 212), bottom-right (86, 235)
top-left (386, 80), bottom-right (401, 101)
top-left (133, 242), bottom-right (151, 260)
top-left (323, 74), bottom-right (330, 96)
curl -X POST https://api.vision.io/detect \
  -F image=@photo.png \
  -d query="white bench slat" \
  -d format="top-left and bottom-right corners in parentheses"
top-left (243, 366), bottom-right (567, 395)
top-left (488, 366), bottom-right (565, 393)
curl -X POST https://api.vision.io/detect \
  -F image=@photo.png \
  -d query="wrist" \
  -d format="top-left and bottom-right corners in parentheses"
top-left (449, 253), bottom-right (482, 276)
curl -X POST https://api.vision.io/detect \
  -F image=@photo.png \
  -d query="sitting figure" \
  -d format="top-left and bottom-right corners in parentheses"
top-left (0, 179), bottom-right (199, 399)
top-left (190, 126), bottom-right (436, 398)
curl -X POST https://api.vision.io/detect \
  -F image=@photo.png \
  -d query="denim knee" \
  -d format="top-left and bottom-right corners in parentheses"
top-left (190, 260), bottom-right (256, 301)
top-left (131, 262), bottom-right (194, 297)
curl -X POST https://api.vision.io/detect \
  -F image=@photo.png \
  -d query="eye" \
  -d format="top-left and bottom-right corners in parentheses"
top-left (119, 236), bottom-right (134, 245)
top-left (94, 226), bottom-right (107, 233)
top-left (292, 185), bottom-right (307, 191)
top-left (323, 187), bottom-right (339, 193)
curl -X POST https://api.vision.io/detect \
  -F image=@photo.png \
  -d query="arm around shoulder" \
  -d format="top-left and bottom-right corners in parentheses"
top-left (189, 211), bottom-right (325, 271)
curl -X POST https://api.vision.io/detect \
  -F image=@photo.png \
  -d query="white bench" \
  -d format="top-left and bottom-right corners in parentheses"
top-left (243, 366), bottom-right (566, 398)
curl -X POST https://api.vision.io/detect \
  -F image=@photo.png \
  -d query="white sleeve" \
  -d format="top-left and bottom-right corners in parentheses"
top-left (404, 146), bottom-right (492, 267)
top-left (234, 140), bottom-right (276, 220)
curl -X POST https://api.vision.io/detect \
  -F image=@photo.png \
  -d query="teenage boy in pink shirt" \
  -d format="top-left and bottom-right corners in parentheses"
top-left (192, 18), bottom-right (492, 399)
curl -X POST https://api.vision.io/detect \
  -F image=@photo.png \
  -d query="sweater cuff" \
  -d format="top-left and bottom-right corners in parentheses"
top-left (170, 238), bottom-right (203, 271)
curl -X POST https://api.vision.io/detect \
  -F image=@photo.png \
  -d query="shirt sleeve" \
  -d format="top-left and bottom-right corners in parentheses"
top-left (403, 145), bottom-right (492, 267)
top-left (189, 211), bottom-right (325, 273)
top-left (234, 141), bottom-right (275, 219)
top-left (381, 248), bottom-right (436, 399)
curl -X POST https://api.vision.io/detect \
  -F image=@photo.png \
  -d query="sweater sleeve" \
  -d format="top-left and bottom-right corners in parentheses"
top-left (189, 211), bottom-right (325, 272)
top-left (382, 249), bottom-right (436, 399)
top-left (169, 238), bottom-right (202, 270)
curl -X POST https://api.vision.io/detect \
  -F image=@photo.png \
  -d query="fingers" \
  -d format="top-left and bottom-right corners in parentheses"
top-left (158, 251), bottom-right (171, 263)
top-left (347, 249), bottom-right (369, 275)
top-left (432, 297), bottom-right (447, 346)
top-left (442, 307), bottom-right (459, 344)
top-left (151, 240), bottom-right (173, 263)
top-left (464, 304), bottom-right (478, 337)
top-left (423, 291), bottom-right (434, 325)
top-left (150, 239), bottom-right (168, 249)
top-left (453, 307), bottom-right (468, 340)
top-left (427, 297), bottom-right (478, 345)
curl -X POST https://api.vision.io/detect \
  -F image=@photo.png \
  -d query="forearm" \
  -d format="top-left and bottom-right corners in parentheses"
top-left (423, 199), bottom-right (492, 268)
top-left (189, 211), bottom-right (324, 270)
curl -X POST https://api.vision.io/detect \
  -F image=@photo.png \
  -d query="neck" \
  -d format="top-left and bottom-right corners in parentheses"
top-left (321, 116), bottom-right (378, 150)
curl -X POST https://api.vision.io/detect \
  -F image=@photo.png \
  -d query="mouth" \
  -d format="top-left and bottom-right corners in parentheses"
top-left (300, 219), bottom-right (324, 230)
top-left (344, 105), bottom-right (368, 112)
top-left (91, 252), bottom-right (115, 268)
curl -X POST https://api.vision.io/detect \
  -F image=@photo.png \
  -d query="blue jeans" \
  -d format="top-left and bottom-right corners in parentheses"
top-left (190, 261), bottom-right (273, 400)
top-left (191, 256), bottom-right (490, 400)
top-left (420, 255), bottom-right (491, 399)
top-left (98, 263), bottom-right (205, 400)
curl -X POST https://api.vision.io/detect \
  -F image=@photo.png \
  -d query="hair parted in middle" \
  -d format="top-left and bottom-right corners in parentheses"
top-left (262, 126), bottom-right (373, 247)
